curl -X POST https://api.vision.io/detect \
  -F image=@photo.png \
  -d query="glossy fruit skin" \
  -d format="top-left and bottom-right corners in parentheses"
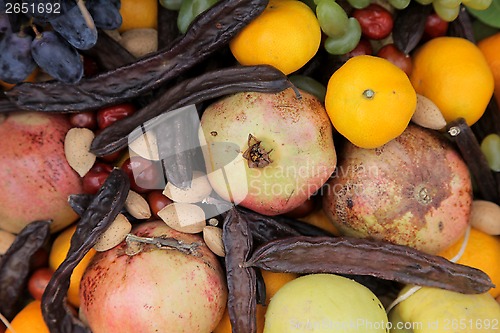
top-left (147, 190), bottom-right (173, 218)
top-left (229, 0), bottom-right (321, 75)
top-left (264, 274), bottom-right (388, 333)
top-left (97, 103), bottom-right (136, 129)
top-left (345, 37), bottom-right (373, 58)
top-left (377, 43), bottom-right (412, 76)
top-left (423, 12), bottom-right (449, 39)
top-left (28, 267), bottom-right (53, 300)
top-left (199, 88), bottom-right (337, 216)
top-left (121, 156), bottom-right (163, 193)
top-left (389, 286), bottom-right (500, 333)
top-left (410, 37), bottom-right (494, 126)
top-left (69, 111), bottom-right (97, 129)
top-left (82, 162), bottom-right (113, 194)
top-left (352, 3), bottom-right (394, 40)
top-left (80, 221), bottom-right (227, 333)
top-left (322, 125), bottom-right (472, 255)
top-left (0, 112), bottom-right (82, 234)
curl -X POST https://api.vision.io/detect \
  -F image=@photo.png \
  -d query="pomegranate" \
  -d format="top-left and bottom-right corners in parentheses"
top-left (199, 88), bottom-right (337, 216)
top-left (79, 221), bottom-right (227, 333)
top-left (322, 124), bottom-right (472, 254)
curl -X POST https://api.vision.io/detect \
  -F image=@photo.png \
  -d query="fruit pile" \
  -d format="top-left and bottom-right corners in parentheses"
top-left (0, 0), bottom-right (500, 332)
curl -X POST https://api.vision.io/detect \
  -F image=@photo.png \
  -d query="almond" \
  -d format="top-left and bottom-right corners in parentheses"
top-left (203, 226), bottom-right (225, 257)
top-left (411, 94), bottom-right (447, 130)
top-left (64, 127), bottom-right (96, 177)
top-left (469, 200), bottom-right (500, 235)
top-left (128, 129), bottom-right (159, 160)
top-left (157, 202), bottom-right (206, 234)
top-left (94, 214), bottom-right (132, 252)
top-left (163, 171), bottom-right (212, 203)
top-left (125, 190), bottom-right (152, 219)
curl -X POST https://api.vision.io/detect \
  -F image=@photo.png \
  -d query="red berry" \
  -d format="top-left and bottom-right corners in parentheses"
top-left (97, 103), bottom-right (136, 129)
top-left (121, 156), bottom-right (164, 193)
top-left (69, 111), bottom-right (97, 129)
top-left (147, 190), bottom-right (173, 218)
top-left (377, 43), bottom-right (412, 76)
top-left (353, 4), bottom-right (394, 40)
top-left (424, 12), bottom-right (449, 40)
top-left (82, 162), bottom-right (113, 194)
top-left (28, 267), bottom-right (54, 300)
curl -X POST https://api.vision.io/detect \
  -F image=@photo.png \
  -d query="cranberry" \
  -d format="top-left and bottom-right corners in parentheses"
top-left (97, 103), bottom-right (136, 129)
top-left (82, 162), bottom-right (113, 194)
top-left (423, 12), bottom-right (449, 40)
top-left (28, 267), bottom-right (54, 300)
top-left (69, 111), bottom-right (97, 129)
top-left (121, 156), bottom-right (164, 193)
top-left (147, 190), bottom-right (173, 218)
top-left (377, 43), bottom-right (413, 76)
top-left (352, 4), bottom-right (394, 40)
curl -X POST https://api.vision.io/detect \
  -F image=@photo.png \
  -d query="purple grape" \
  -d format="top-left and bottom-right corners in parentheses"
top-left (0, 32), bottom-right (37, 83)
top-left (86, 0), bottom-right (122, 30)
top-left (49, 1), bottom-right (97, 50)
top-left (31, 31), bottom-right (83, 84)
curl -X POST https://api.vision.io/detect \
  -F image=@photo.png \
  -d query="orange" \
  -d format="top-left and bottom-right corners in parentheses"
top-left (118, 0), bottom-right (158, 33)
top-left (298, 208), bottom-right (340, 236)
top-left (229, 0), bottom-right (321, 75)
top-left (5, 300), bottom-right (49, 333)
top-left (213, 270), bottom-right (298, 333)
top-left (49, 224), bottom-right (96, 308)
top-left (325, 55), bottom-right (417, 149)
top-left (478, 32), bottom-right (500, 107)
top-left (410, 37), bottom-right (494, 126)
top-left (439, 227), bottom-right (500, 298)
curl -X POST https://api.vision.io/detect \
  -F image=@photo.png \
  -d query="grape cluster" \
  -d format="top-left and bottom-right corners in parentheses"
top-left (0, 0), bottom-right (122, 84)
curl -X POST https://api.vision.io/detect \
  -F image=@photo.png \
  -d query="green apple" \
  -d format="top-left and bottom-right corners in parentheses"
top-left (264, 274), bottom-right (388, 333)
top-left (389, 286), bottom-right (500, 332)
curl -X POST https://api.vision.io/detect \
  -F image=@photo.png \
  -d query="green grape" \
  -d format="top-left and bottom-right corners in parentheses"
top-left (480, 133), bottom-right (500, 172)
top-left (324, 17), bottom-right (362, 55)
top-left (433, 0), bottom-right (462, 9)
top-left (463, 0), bottom-right (492, 10)
top-left (159, 0), bottom-right (183, 10)
top-left (346, 0), bottom-right (371, 9)
top-left (387, 0), bottom-right (411, 9)
top-left (316, 0), bottom-right (349, 38)
top-left (414, 0), bottom-right (434, 5)
top-left (177, 0), bottom-right (219, 34)
top-left (432, 0), bottom-right (461, 21)
top-left (289, 75), bottom-right (327, 102)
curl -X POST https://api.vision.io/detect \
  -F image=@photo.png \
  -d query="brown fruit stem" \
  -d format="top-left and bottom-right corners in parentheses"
top-left (242, 134), bottom-right (273, 168)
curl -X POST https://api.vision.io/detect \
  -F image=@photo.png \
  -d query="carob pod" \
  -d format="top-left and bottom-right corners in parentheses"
top-left (6, 0), bottom-right (270, 112)
top-left (446, 118), bottom-right (499, 204)
top-left (245, 236), bottom-right (494, 294)
top-left (41, 168), bottom-right (130, 333)
top-left (68, 193), bottom-right (94, 216)
top-left (0, 220), bottom-right (51, 319)
top-left (90, 65), bottom-right (294, 157)
top-left (83, 29), bottom-right (137, 70)
top-left (223, 207), bottom-right (258, 333)
top-left (392, 1), bottom-right (431, 54)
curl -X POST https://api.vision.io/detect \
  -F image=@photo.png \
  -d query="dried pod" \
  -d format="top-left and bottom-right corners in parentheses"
top-left (0, 229), bottom-right (16, 255)
top-left (94, 213), bottom-right (132, 252)
top-left (125, 190), bottom-right (152, 220)
top-left (411, 94), bottom-right (447, 130)
top-left (203, 226), bottom-right (225, 257)
top-left (157, 202), bottom-right (206, 234)
top-left (163, 171), bottom-right (212, 203)
top-left (128, 129), bottom-right (159, 160)
top-left (64, 127), bottom-right (96, 177)
top-left (470, 200), bottom-right (500, 235)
